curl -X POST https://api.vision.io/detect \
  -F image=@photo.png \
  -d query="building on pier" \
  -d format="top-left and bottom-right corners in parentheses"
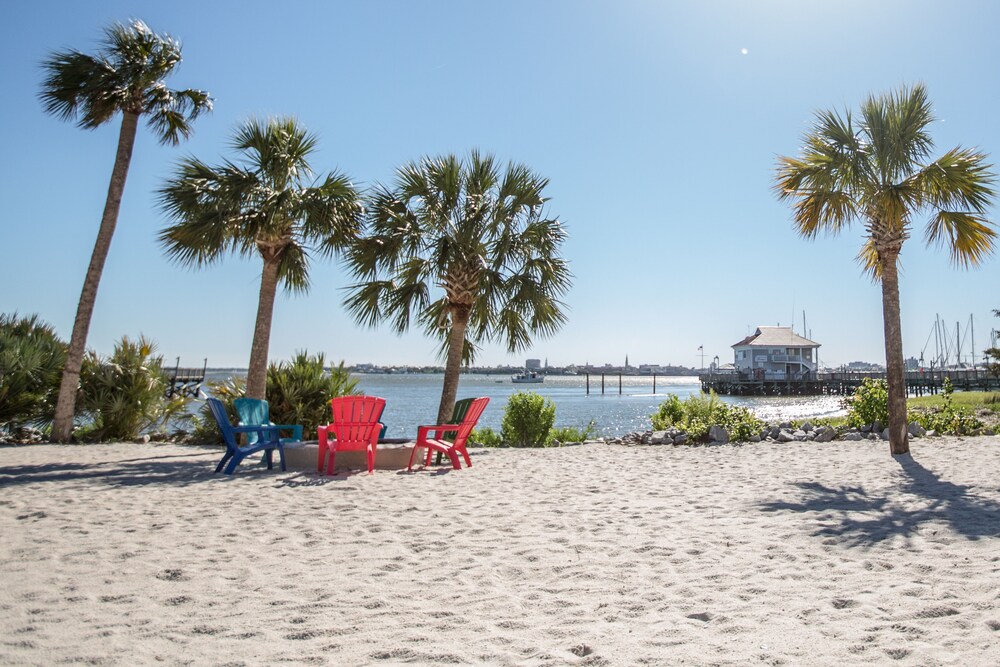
top-left (732, 326), bottom-right (820, 381)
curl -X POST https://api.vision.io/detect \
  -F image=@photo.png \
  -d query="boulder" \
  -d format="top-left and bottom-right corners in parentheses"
top-left (814, 427), bottom-right (836, 443)
top-left (650, 431), bottom-right (668, 445)
top-left (709, 425), bottom-right (729, 444)
top-left (673, 433), bottom-right (688, 445)
top-left (749, 434), bottom-right (761, 443)
top-left (792, 429), bottom-right (809, 441)
top-left (777, 430), bottom-right (796, 443)
top-left (841, 432), bottom-right (863, 441)
top-left (908, 423), bottom-right (926, 437)
top-left (880, 428), bottom-right (891, 441)
top-left (800, 421), bottom-right (814, 432)
top-left (779, 421), bottom-right (793, 430)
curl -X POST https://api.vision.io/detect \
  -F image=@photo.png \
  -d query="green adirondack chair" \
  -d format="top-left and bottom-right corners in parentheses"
top-left (434, 397), bottom-right (476, 465)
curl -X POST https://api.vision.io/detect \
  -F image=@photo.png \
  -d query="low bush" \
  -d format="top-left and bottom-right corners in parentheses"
top-left (549, 420), bottom-right (597, 444)
top-left (842, 378), bottom-right (889, 429)
top-left (651, 391), bottom-right (764, 443)
top-left (0, 313), bottom-right (66, 429)
top-left (470, 427), bottom-right (503, 447)
top-left (501, 391), bottom-right (556, 447)
top-left (908, 378), bottom-right (983, 436)
top-left (76, 335), bottom-right (188, 441)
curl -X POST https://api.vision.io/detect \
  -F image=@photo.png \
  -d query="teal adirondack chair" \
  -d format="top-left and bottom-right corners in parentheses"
top-left (234, 398), bottom-right (303, 445)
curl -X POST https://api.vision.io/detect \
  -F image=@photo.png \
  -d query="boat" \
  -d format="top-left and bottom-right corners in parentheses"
top-left (511, 370), bottom-right (544, 384)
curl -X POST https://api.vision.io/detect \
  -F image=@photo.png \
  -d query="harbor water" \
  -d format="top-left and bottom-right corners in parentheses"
top-left (203, 371), bottom-right (847, 438)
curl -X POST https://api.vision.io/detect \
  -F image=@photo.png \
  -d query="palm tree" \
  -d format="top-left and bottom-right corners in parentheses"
top-left (345, 151), bottom-right (572, 424)
top-left (41, 20), bottom-right (212, 442)
top-left (774, 84), bottom-right (996, 455)
top-left (158, 117), bottom-right (362, 399)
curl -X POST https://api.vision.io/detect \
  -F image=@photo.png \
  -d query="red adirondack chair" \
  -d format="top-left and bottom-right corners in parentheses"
top-left (408, 397), bottom-right (490, 471)
top-left (317, 396), bottom-right (387, 475)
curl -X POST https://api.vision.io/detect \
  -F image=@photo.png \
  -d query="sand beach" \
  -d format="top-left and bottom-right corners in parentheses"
top-left (2, 438), bottom-right (999, 666)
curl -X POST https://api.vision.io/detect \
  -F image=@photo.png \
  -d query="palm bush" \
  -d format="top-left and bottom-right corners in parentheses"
top-left (501, 391), bottom-right (557, 447)
top-left (266, 352), bottom-right (359, 437)
top-left (0, 313), bottom-right (67, 429)
top-left (76, 335), bottom-right (188, 441)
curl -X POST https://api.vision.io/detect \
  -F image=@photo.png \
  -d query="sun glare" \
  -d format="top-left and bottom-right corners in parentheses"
top-left (740, 47), bottom-right (749, 55)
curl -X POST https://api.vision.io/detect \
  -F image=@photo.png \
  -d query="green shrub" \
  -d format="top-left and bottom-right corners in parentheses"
top-left (266, 352), bottom-right (359, 436)
top-left (470, 427), bottom-right (503, 447)
top-left (0, 313), bottom-right (67, 429)
top-left (650, 391), bottom-right (764, 443)
top-left (549, 420), bottom-right (597, 444)
top-left (909, 378), bottom-right (983, 436)
top-left (501, 391), bottom-right (556, 447)
top-left (842, 378), bottom-right (889, 428)
top-left (77, 335), bottom-right (188, 441)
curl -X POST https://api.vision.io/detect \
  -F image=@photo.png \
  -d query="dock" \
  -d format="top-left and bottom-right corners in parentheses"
top-left (699, 369), bottom-right (1000, 397)
top-left (165, 358), bottom-right (208, 399)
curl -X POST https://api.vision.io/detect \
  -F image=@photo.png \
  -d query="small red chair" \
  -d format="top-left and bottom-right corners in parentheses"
top-left (317, 396), bottom-right (386, 475)
top-left (408, 397), bottom-right (490, 471)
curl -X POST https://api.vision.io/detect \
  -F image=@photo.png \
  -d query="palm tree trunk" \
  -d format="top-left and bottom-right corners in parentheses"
top-left (879, 255), bottom-right (910, 455)
top-left (246, 256), bottom-right (281, 400)
top-left (437, 304), bottom-right (471, 424)
top-left (51, 111), bottom-right (140, 442)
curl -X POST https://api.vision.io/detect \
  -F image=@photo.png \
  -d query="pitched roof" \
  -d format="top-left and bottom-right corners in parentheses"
top-left (731, 326), bottom-right (820, 348)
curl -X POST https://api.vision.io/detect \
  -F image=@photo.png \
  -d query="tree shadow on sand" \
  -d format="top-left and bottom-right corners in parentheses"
top-left (760, 454), bottom-right (1000, 546)
top-left (0, 449), bottom-right (294, 489)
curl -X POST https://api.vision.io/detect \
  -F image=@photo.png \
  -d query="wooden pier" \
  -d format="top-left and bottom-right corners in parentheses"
top-left (165, 358), bottom-right (208, 399)
top-left (699, 369), bottom-right (1000, 397)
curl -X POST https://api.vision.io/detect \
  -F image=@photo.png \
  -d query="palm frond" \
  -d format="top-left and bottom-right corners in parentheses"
top-left (925, 211), bottom-right (997, 268)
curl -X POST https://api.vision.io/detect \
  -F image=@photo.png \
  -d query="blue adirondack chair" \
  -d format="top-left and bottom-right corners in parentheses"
top-left (233, 398), bottom-right (303, 445)
top-left (207, 397), bottom-right (287, 475)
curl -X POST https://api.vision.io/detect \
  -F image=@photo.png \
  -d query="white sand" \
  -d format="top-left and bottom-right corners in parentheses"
top-left (2, 438), bottom-right (1000, 666)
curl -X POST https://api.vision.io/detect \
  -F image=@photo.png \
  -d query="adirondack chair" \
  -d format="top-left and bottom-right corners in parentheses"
top-left (317, 395), bottom-right (387, 475)
top-left (206, 397), bottom-right (287, 475)
top-left (409, 397), bottom-right (490, 471)
top-left (233, 397), bottom-right (303, 445)
top-left (433, 397), bottom-right (475, 465)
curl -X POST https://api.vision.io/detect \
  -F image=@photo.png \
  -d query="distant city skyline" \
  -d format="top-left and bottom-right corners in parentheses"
top-left (2, 1), bottom-right (998, 370)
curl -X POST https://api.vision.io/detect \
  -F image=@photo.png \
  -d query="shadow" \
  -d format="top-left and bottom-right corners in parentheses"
top-left (0, 448), bottom-right (291, 489)
top-left (759, 454), bottom-right (1000, 546)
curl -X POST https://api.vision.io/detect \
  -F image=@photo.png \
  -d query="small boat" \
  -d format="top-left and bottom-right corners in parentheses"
top-left (511, 370), bottom-right (544, 384)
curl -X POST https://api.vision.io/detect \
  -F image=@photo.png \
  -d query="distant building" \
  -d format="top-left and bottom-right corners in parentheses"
top-left (732, 326), bottom-right (820, 381)
top-left (905, 357), bottom-right (919, 371)
top-left (525, 358), bottom-right (542, 370)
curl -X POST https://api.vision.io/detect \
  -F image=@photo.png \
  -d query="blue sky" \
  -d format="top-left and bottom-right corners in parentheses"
top-left (2, 0), bottom-right (999, 370)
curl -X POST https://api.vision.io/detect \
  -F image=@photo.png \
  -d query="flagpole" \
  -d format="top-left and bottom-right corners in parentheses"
top-left (699, 345), bottom-right (704, 371)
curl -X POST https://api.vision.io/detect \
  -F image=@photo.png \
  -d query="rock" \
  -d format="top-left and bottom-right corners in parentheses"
top-left (779, 421), bottom-right (793, 430)
top-left (792, 429), bottom-right (809, 441)
top-left (137, 434), bottom-right (151, 444)
top-left (673, 433), bottom-right (688, 445)
top-left (861, 425), bottom-right (871, 434)
top-left (926, 430), bottom-right (937, 438)
top-left (749, 434), bottom-right (761, 443)
top-left (873, 422), bottom-right (883, 433)
top-left (709, 425), bottom-right (729, 444)
top-left (800, 421), bottom-right (814, 432)
top-left (841, 432), bottom-right (863, 441)
top-left (814, 427), bottom-right (835, 443)
top-left (908, 423), bottom-right (926, 438)
top-left (777, 430), bottom-right (795, 443)
top-left (880, 428), bottom-right (890, 441)
top-left (650, 431), bottom-right (667, 445)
